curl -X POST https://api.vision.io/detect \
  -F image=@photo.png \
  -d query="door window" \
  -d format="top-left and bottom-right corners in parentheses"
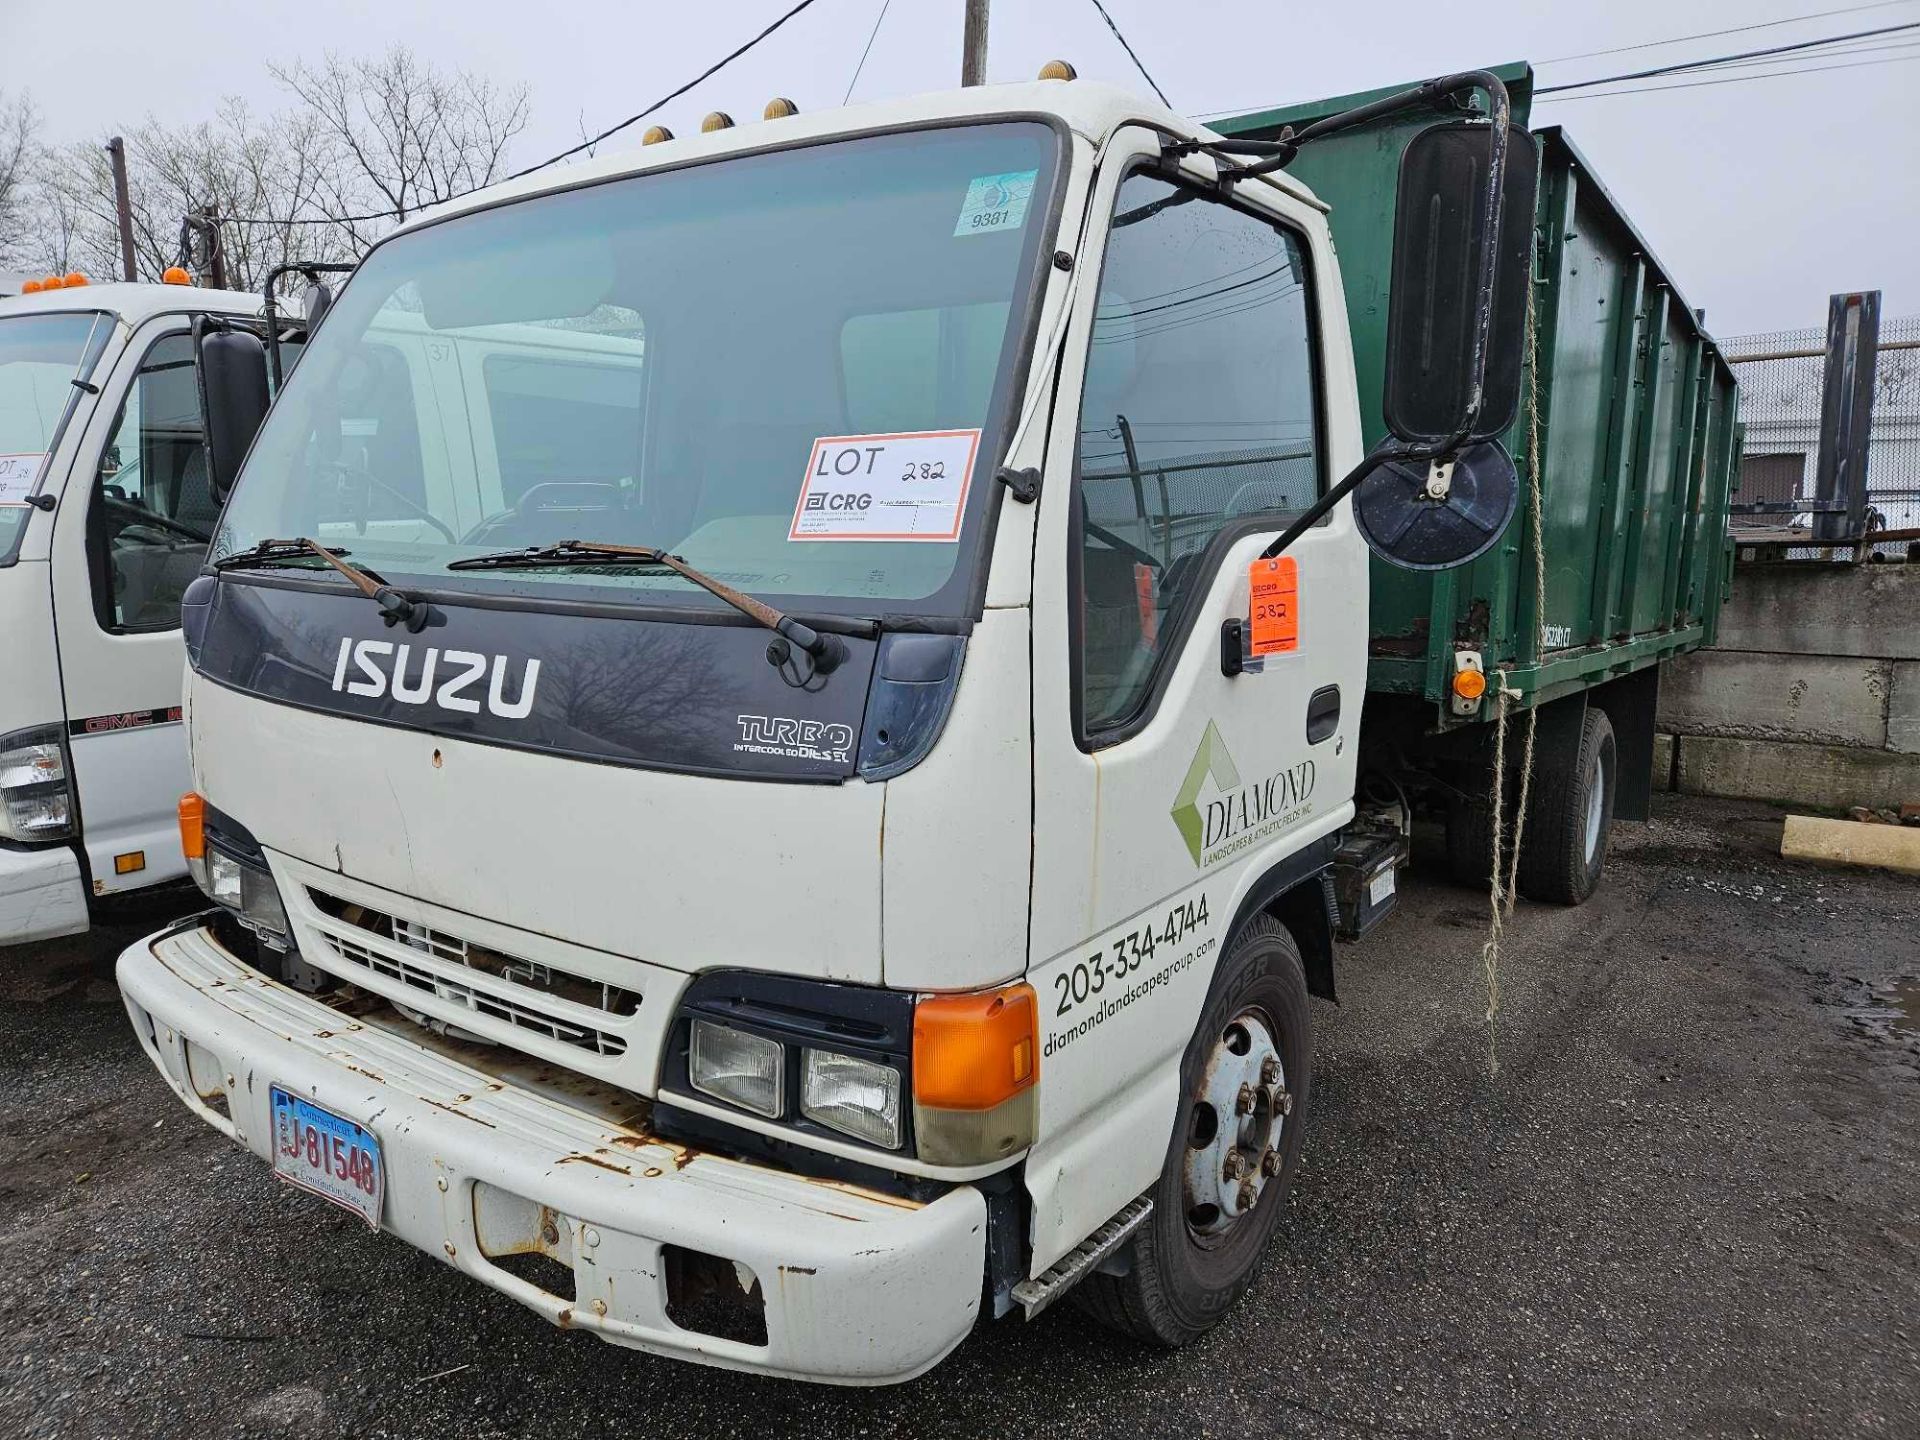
top-left (92, 332), bottom-right (214, 633)
top-left (1075, 171), bottom-right (1323, 735)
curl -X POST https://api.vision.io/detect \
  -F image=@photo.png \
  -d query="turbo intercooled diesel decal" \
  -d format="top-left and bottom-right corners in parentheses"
top-left (190, 580), bottom-right (878, 780)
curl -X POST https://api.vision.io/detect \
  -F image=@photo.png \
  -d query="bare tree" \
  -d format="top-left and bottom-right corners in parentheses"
top-left (0, 91), bottom-right (40, 269)
top-left (273, 46), bottom-right (530, 248)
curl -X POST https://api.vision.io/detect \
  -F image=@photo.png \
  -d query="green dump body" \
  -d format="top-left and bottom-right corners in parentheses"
top-left (1219, 63), bottom-right (1742, 724)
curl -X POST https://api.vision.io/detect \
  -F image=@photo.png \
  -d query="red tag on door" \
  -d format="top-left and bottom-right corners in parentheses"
top-left (1133, 562), bottom-right (1159, 648)
top-left (1248, 556), bottom-right (1298, 657)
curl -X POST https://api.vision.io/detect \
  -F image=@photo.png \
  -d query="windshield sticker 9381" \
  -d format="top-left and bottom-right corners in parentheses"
top-left (954, 169), bottom-right (1038, 237)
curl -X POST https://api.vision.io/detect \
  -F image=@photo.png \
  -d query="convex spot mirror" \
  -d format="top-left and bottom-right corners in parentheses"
top-left (193, 320), bottom-right (270, 504)
top-left (1383, 120), bottom-right (1538, 448)
top-left (1353, 438), bottom-right (1519, 570)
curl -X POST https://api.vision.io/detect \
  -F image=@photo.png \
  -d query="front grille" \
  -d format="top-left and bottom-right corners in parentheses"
top-left (305, 889), bottom-right (635, 1058)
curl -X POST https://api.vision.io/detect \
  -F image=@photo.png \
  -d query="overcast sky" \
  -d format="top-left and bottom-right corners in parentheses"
top-left (11, 0), bottom-right (1917, 335)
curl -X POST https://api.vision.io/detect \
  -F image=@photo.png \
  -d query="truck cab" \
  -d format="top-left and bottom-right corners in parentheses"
top-left (0, 281), bottom-right (269, 943)
top-left (117, 75), bottom-right (1535, 1382)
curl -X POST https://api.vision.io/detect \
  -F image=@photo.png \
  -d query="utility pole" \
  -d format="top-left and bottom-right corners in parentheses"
top-left (200, 205), bottom-right (229, 291)
top-left (962, 0), bottom-right (989, 87)
top-left (106, 137), bottom-right (137, 282)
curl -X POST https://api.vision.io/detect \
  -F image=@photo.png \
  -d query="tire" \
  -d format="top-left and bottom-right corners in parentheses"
top-left (1072, 916), bottom-right (1311, 1347)
top-left (1516, 707), bottom-right (1616, 906)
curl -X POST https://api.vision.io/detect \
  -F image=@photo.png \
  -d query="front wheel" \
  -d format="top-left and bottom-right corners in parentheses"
top-left (1072, 915), bottom-right (1311, 1346)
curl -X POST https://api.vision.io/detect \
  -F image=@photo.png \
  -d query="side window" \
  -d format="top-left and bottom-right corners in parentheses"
top-left (93, 332), bottom-right (211, 633)
top-left (1075, 171), bottom-right (1322, 734)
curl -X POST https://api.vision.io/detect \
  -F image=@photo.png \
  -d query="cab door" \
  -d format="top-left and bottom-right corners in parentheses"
top-left (1023, 134), bottom-right (1370, 1271)
top-left (48, 317), bottom-right (209, 897)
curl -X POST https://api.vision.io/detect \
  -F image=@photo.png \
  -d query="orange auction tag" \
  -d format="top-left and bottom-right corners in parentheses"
top-left (1248, 556), bottom-right (1299, 657)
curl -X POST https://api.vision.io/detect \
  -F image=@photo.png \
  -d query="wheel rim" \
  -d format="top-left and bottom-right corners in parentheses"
top-left (1583, 750), bottom-right (1607, 864)
top-left (1183, 1009), bottom-right (1288, 1242)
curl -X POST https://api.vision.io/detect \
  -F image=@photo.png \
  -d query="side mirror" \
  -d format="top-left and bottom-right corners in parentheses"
top-left (303, 281), bottom-right (334, 332)
top-left (194, 321), bottom-right (270, 504)
top-left (1383, 120), bottom-right (1538, 447)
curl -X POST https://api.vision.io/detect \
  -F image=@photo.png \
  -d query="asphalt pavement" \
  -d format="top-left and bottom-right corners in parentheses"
top-left (1, 794), bottom-right (1915, 1439)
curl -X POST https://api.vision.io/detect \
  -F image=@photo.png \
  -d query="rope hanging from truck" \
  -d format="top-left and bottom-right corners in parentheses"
top-left (1478, 273), bottom-right (1550, 1076)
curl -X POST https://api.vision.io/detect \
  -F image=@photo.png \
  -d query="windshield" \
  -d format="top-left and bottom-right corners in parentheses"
top-left (0, 310), bottom-right (113, 564)
top-left (215, 122), bottom-right (1062, 617)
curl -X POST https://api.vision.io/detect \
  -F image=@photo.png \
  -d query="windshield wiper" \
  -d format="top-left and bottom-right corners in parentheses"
top-left (215, 537), bottom-right (433, 632)
top-left (449, 539), bottom-right (846, 675)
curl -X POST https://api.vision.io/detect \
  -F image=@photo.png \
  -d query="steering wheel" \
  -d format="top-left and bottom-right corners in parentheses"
top-left (101, 493), bottom-right (211, 545)
top-left (329, 460), bottom-right (457, 542)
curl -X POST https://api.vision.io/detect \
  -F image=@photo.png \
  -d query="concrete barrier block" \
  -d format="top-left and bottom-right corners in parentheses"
top-left (1658, 650), bottom-right (1890, 747)
top-left (1677, 735), bottom-right (1920, 811)
top-left (1890, 661), bottom-right (1920, 756)
top-left (1781, 814), bottom-right (1920, 876)
top-left (1717, 565), bottom-right (1920, 660)
top-left (1652, 732), bottom-right (1675, 791)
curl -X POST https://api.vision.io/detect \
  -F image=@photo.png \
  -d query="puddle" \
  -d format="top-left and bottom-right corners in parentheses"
top-left (1846, 977), bottom-right (1920, 1047)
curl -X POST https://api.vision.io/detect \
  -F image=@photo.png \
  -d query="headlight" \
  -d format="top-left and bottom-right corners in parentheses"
top-left (802, 1048), bottom-right (903, 1150)
top-left (689, 1019), bottom-right (785, 1118)
top-left (0, 725), bottom-right (75, 842)
top-left (196, 841), bottom-right (290, 944)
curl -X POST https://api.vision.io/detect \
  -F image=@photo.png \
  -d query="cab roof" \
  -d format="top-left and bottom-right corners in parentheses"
top-left (0, 281), bottom-right (263, 325)
top-left (386, 79), bottom-right (1318, 239)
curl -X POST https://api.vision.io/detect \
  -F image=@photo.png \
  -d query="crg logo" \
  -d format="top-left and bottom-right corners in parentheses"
top-left (329, 638), bottom-right (540, 719)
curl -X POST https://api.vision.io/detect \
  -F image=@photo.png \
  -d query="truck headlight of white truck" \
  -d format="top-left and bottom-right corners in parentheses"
top-left (0, 725), bottom-right (75, 841)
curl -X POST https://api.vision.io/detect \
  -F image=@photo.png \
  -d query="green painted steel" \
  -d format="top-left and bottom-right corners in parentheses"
top-left (1219, 63), bottom-right (1741, 723)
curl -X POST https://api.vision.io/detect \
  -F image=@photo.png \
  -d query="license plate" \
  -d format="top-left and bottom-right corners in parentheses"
top-left (269, 1086), bottom-right (384, 1228)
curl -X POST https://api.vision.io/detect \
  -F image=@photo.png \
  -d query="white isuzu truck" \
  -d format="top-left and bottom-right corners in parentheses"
top-left (0, 278), bottom-right (271, 944)
top-left (119, 71), bottom-right (1543, 1381)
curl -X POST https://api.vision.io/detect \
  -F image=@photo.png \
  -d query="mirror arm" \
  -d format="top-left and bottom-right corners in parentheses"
top-left (261, 261), bottom-right (355, 388)
top-left (1260, 441), bottom-right (1439, 562)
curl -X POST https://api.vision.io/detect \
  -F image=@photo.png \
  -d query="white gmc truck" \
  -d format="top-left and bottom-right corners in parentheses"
top-left (119, 72), bottom-right (1538, 1382)
top-left (0, 278), bottom-right (267, 944)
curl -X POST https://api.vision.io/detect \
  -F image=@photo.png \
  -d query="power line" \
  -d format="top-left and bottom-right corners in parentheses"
top-left (1086, 0), bottom-right (1172, 108)
top-left (1536, 49), bottom-right (1920, 102)
top-left (223, 0), bottom-right (828, 230)
top-left (844, 0), bottom-right (893, 104)
top-left (1537, 0), bottom-right (1917, 64)
top-left (1535, 19), bottom-right (1920, 92)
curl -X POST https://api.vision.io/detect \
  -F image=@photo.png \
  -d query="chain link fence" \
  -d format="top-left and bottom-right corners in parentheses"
top-left (1724, 312), bottom-right (1920, 560)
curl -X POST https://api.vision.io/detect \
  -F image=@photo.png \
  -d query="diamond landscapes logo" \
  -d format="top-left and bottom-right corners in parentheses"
top-left (1170, 720), bottom-right (1316, 868)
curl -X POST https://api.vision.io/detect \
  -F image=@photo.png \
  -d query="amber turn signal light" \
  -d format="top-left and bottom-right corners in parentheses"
top-left (1452, 667), bottom-right (1488, 702)
top-left (178, 792), bottom-right (206, 861)
top-left (913, 982), bottom-right (1037, 1110)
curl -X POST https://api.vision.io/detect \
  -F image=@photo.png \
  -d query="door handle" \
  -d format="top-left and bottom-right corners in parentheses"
top-left (1306, 685), bottom-right (1341, 744)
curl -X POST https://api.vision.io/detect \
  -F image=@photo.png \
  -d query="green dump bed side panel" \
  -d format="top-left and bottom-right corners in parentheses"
top-left (1219, 64), bottom-right (1740, 718)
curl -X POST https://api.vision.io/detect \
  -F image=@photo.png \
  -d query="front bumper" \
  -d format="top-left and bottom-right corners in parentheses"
top-left (0, 842), bottom-right (88, 945)
top-left (117, 921), bottom-right (987, 1384)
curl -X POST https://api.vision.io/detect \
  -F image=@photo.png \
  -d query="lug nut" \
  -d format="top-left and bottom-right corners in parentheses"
top-left (1237, 1180), bottom-right (1258, 1211)
top-left (1266, 1084), bottom-right (1293, 1117)
top-left (1236, 1083), bottom-right (1257, 1115)
top-left (1261, 1147), bottom-right (1282, 1177)
top-left (1260, 1056), bottom-right (1281, 1085)
top-left (1223, 1149), bottom-right (1247, 1181)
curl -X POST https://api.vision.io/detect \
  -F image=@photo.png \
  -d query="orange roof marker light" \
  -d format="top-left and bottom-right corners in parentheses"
top-left (40, 275), bottom-right (64, 290)
top-left (162, 266), bottom-right (193, 286)
top-left (642, 125), bottom-right (674, 145)
top-left (62, 272), bottom-right (88, 287)
top-left (1038, 59), bottom-right (1078, 81)
top-left (701, 111), bottom-right (735, 133)
top-left (763, 97), bottom-right (799, 120)
top-left (20, 279), bottom-right (42, 293)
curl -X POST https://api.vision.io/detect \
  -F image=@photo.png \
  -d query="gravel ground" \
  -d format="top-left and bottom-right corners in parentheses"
top-left (1, 793), bottom-right (1915, 1439)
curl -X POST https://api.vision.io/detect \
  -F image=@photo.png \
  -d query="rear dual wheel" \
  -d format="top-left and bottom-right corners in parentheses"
top-left (1073, 917), bottom-right (1310, 1346)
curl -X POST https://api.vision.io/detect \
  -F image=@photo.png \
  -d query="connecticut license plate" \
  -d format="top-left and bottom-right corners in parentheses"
top-left (269, 1086), bottom-right (384, 1228)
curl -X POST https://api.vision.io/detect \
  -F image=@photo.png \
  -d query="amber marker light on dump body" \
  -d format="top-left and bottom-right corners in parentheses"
top-left (1452, 667), bottom-right (1488, 702)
